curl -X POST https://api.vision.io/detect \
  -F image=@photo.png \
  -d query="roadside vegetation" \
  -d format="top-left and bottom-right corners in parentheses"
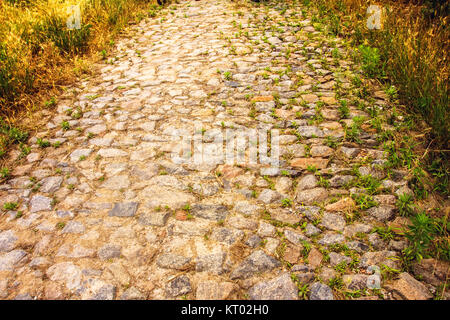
top-left (1, 0), bottom-right (448, 270)
top-left (287, 0), bottom-right (449, 265)
top-left (0, 0), bottom-right (166, 157)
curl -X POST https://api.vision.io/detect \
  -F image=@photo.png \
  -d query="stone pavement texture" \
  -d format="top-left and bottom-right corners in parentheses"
top-left (0, 0), bottom-right (444, 300)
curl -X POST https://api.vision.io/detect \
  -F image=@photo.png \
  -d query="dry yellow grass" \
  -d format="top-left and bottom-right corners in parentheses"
top-left (0, 0), bottom-right (163, 120)
top-left (306, 0), bottom-right (448, 147)
top-left (0, 0), bottom-right (166, 159)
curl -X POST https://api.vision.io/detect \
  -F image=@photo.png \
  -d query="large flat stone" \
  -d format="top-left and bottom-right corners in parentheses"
top-left (248, 273), bottom-right (298, 300)
top-left (291, 158), bottom-right (329, 169)
top-left (109, 202), bottom-right (139, 217)
top-left (230, 250), bottom-right (280, 280)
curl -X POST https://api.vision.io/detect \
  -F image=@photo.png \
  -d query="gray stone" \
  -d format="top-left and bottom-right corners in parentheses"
top-left (260, 167), bottom-right (280, 177)
top-left (89, 137), bottom-right (113, 147)
top-left (284, 229), bottom-right (308, 245)
top-left (0, 230), bottom-right (17, 252)
top-left (57, 244), bottom-right (95, 258)
top-left (329, 175), bottom-right (354, 188)
top-left (298, 206), bottom-right (321, 221)
top-left (296, 174), bottom-right (318, 191)
top-left (98, 244), bottom-right (121, 260)
top-left (309, 282), bottom-right (334, 300)
top-left (156, 254), bottom-right (192, 270)
top-left (329, 252), bottom-right (352, 266)
top-left (30, 195), bottom-right (52, 213)
top-left (267, 36), bottom-right (282, 44)
top-left (297, 126), bottom-right (324, 138)
top-left (248, 273), bottom-right (298, 300)
top-left (120, 287), bottom-right (145, 300)
top-left (339, 147), bottom-right (360, 158)
top-left (257, 222), bottom-right (276, 237)
top-left (296, 188), bottom-right (328, 205)
top-left (149, 175), bottom-right (185, 190)
top-left (368, 233), bottom-right (386, 250)
top-left (320, 212), bottom-right (346, 231)
top-left (342, 274), bottom-right (369, 290)
top-left (235, 201), bottom-right (260, 215)
top-left (86, 124), bottom-right (107, 135)
top-left (46, 262), bottom-right (82, 291)
top-left (29, 257), bottom-right (51, 268)
top-left (230, 250), bottom-right (280, 279)
top-left (347, 241), bottom-right (370, 253)
top-left (166, 275), bottom-right (192, 297)
top-left (82, 279), bottom-right (116, 300)
top-left (196, 252), bottom-right (229, 275)
top-left (61, 221), bottom-right (85, 234)
top-left (56, 210), bottom-right (74, 219)
top-left (360, 251), bottom-right (399, 269)
top-left (211, 227), bottom-right (244, 245)
top-left (367, 206), bottom-right (396, 221)
top-left (0, 250), bottom-right (27, 271)
top-left (98, 148), bottom-right (127, 158)
top-left (245, 234), bottom-right (262, 248)
top-left (257, 189), bottom-right (282, 204)
top-left (305, 223), bottom-right (321, 236)
top-left (388, 240), bottom-right (408, 251)
top-left (14, 293), bottom-right (33, 300)
top-left (16, 213), bottom-right (41, 228)
top-left (101, 175), bottom-right (130, 190)
top-left (343, 223), bottom-right (373, 237)
top-left (191, 204), bottom-right (228, 221)
top-left (40, 176), bottom-right (63, 193)
top-left (70, 149), bottom-right (92, 162)
top-left (109, 202), bottom-right (139, 217)
top-left (318, 232), bottom-right (345, 246)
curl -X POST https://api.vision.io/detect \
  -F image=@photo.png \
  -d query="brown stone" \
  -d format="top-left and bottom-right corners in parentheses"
top-left (322, 109), bottom-right (340, 120)
top-left (387, 217), bottom-right (410, 235)
top-left (310, 145), bottom-right (334, 158)
top-left (325, 197), bottom-right (356, 212)
top-left (411, 258), bottom-right (450, 287)
top-left (44, 282), bottom-right (65, 300)
top-left (301, 94), bottom-right (319, 103)
top-left (284, 246), bottom-right (301, 265)
top-left (13, 164), bottom-right (33, 176)
top-left (290, 158), bottom-right (328, 169)
top-left (388, 272), bottom-right (432, 300)
top-left (175, 210), bottom-right (187, 221)
top-left (217, 165), bottom-right (243, 179)
top-left (270, 209), bottom-right (301, 225)
top-left (361, 123), bottom-right (377, 133)
top-left (308, 247), bottom-right (323, 269)
top-left (320, 96), bottom-right (337, 105)
top-left (192, 109), bottom-right (213, 116)
top-left (196, 281), bottom-right (237, 300)
top-left (274, 109), bottom-right (294, 119)
top-left (251, 95), bottom-right (274, 102)
top-left (319, 121), bottom-right (342, 130)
